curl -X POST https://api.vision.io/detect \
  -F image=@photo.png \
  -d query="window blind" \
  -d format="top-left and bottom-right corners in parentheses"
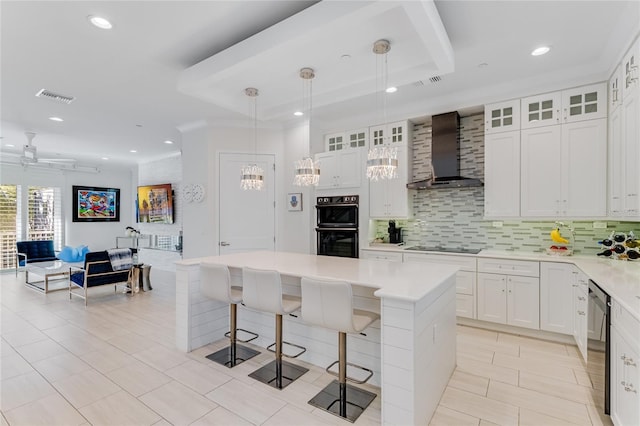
top-left (0, 185), bottom-right (18, 269)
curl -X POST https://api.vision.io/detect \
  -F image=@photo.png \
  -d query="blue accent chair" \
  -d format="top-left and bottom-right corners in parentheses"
top-left (16, 240), bottom-right (58, 276)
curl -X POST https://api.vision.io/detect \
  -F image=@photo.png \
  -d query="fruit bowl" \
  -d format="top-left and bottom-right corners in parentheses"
top-left (546, 246), bottom-right (573, 256)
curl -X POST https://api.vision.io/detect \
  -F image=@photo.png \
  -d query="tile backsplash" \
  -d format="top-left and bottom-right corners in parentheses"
top-left (372, 115), bottom-right (640, 255)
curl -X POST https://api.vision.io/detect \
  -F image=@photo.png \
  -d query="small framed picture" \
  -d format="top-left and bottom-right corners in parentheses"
top-left (287, 193), bottom-right (302, 212)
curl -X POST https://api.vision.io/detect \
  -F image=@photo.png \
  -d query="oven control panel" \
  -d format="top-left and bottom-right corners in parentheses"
top-left (316, 195), bottom-right (358, 205)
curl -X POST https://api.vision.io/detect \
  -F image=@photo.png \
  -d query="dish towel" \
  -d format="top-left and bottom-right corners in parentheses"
top-left (107, 248), bottom-right (133, 271)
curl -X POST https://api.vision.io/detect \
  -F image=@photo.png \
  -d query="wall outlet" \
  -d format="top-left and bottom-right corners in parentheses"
top-left (492, 221), bottom-right (503, 228)
top-left (593, 221), bottom-right (607, 229)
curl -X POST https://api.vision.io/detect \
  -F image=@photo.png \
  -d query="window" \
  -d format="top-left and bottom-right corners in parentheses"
top-left (0, 184), bottom-right (62, 271)
top-left (0, 185), bottom-right (18, 270)
top-left (28, 186), bottom-right (62, 249)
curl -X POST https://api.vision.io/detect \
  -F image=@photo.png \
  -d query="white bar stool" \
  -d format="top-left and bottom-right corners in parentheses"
top-left (200, 263), bottom-right (260, 368)
top-left (301, 276), bottom-right (379, 423)
top-left (242, 267), bottom-right (309, 389)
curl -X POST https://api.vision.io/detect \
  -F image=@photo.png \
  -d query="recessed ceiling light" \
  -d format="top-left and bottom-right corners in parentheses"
top-left (341, 54), bottom-right (351, 60)
top-left (385, 87), bottom-right (398, 93)
top-left (164, 140), bottom-right (174, 144)
top-left (49, 116), bottom-right (64, 122)
top-left (293, 111), bottom-right (303, 116)
top-left (531, 46), bottom-right (550, 56)
top-left (88, 15), bottom-right (113, 29)
top-left (130, 150), bottom-right (137, 153)
top-left (6, 144), bottom-right (14, 148)
top-left (101, 157), bottom-right (109, 160)
top-left (478, 62), bottom-right (489, 68)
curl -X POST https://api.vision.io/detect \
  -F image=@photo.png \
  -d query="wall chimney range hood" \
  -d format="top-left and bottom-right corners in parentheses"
top-left (407, 111), bottom-right (483, 190)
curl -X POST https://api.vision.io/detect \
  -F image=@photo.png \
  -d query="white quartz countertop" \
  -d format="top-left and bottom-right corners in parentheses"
top-left (176, 251), bottom-right (459, 303)
top-left (363, 245), bottom-right (640, 321)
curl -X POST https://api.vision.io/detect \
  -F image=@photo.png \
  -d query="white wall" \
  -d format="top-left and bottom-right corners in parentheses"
top-left (181, 121), bottom-right (317, 259)
top-left (1, 163), bottom-right (135, 251)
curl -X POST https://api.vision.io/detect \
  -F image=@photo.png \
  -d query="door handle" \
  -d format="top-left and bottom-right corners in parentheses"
top-left (220, 241), bottom-right (231, 246)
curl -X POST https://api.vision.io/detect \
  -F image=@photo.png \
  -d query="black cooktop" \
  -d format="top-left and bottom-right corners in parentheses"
top-left (404, 246), bottom-right (482, 255)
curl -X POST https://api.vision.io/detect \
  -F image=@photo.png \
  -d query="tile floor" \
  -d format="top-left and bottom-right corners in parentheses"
top-left (1, 270), bottom-right (613, 425)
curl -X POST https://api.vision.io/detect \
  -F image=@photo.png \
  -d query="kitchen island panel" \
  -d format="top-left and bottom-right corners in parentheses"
top-left (176, 251), bottom-right (459, 425)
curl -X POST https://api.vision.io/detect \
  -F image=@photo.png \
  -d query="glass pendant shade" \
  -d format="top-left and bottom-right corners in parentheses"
top-left (367, 39), bottom-right (398, 181)
top-left (293, 157), bottom-right (320, 186)
top-left (240, 163), bottom-right (264, 190)
top-left (366, 145), bottom-right (398, 181)
top-left (241, 87), bottom-right (264, 191)
top-left (292, 67), bottom-right (320, 187)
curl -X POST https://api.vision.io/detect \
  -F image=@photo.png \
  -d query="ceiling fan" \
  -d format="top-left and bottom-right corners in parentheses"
top-left (22, 132), bottom-right (76, 165)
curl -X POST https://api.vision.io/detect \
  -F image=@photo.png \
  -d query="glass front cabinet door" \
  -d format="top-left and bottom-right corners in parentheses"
top-left (520, 92), bottom-right (561, 129)
top-left (484, 100), bottom-right (520, 134)
top-left (561, 82), bottom-right (607, 123)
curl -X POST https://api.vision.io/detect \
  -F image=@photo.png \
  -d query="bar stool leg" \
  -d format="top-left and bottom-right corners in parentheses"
top-left (206, 303), bottom-right (260, 368)
top-left (249, 313), bottom-right (308, 390)
top-left (275, 314), bottom-right (283, 389)
top-left (308, 331), bottom-right (377, 423)
top-left (339, 332), bottom-right (347, 417)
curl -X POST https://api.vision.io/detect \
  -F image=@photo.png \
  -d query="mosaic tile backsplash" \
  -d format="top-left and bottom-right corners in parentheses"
top-left (373, 114), bottom-right (640, 255)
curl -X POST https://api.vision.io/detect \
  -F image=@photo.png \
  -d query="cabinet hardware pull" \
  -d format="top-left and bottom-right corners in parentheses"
top-left (623, 385), bottom-right (637, 393)
top-left (578, 297), bottom-right (586, 301)
top-left (578, 311), bottom-right (585, 316)
top-left (624, 358), bottom-right (637, 367)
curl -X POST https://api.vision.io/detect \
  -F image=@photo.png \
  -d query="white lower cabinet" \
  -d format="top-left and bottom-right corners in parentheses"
top-left (477, 258), bottom-right (540, 330)
top-left (611, 300), bottom-right (640, 426)
top-left (403, 253), bottom-right (477, 319)
top-left (540, 262), bottom-right (575, 335)
top-left (359, 249), bottom-right (403, 262)
top-left (573, 271), bottom-right (588, 362)
top-left (477, 273), bottom-right (539, 329)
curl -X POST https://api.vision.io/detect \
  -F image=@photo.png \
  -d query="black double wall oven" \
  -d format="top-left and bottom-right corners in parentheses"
top-left (315, 195), bottom-right (359, 258)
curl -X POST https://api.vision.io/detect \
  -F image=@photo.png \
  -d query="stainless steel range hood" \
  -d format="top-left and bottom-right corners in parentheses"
top-left (407, 111), bottom-right (483, 190)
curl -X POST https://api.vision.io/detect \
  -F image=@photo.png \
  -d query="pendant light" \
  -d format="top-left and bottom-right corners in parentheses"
top-left (240, 87), bottom-right (264, 191)
top-left (366, 39), bottom-right (398, 181)
top-left (293, 67), bottom-right (320, 186)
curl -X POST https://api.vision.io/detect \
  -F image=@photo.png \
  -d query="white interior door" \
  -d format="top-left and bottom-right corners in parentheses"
top-left (219, 153), bottom-right (275, 254)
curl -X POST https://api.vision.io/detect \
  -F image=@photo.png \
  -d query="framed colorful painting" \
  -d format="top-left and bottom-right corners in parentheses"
top-left (72, 185), bottom-right (120, 222)
top-left (137, 183), bottom-right (174, 224)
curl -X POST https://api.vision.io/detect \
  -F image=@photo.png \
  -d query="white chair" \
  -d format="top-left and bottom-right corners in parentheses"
top-left (200, 263), bottom-right (260, 367)
top-left (301, 276), bottom-right (379, 423)
top-left (242, 267), bottom-right (308, 389)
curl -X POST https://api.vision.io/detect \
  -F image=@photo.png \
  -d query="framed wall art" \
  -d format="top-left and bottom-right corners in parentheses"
top-left (72, 185), bottom-right (120, 222)
top-left (287, 193), bottom-right (302, 212)
top-left (137, 183), bottom-right (174, 223)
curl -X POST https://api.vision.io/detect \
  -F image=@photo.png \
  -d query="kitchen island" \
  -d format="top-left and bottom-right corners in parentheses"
top-left (175, 251), bottom-right (459, 425)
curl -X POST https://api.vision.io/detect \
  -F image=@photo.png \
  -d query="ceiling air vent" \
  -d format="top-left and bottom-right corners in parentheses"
top-left (35, 89), bottom-right (75, 104)
top-left (428, 76), bottom-right (442, 83)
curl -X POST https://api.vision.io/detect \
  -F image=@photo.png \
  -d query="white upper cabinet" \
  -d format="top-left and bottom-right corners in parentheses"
top-left (324, 129), bottom-right (368, 152)
top-left (324, 132), bottom-right (345, 152)
top-left (484, 130), bottom-right (521, 217)
top-left (520, 125), bottom-right (563, 217)
top-left (609, 37), bottom-right (640, 219)
top-left (315, 149), bottom-right (362, 190)
top-left (520, 83), bottom-right (606, 128)
top-left (521, 92), bottom-right (562, 129)
top-left (346, 129), bottom-right (368, 149)
top-left (561, 83), bottom-right (607, 123)
top-left (622, 37), bottom-right (639, 98)
top-left (369, 145), bottom-right (412, 218)
top-left (520, 119), bottom-right (606, 217)
top-left (369, 121), bottom-right (409, 146)
top-left (609, 64), bottom-right (624, 113)
top-left (485, 99), bottom-right (520, 134)
top-left (561, 119), bottom-right (607, 216)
